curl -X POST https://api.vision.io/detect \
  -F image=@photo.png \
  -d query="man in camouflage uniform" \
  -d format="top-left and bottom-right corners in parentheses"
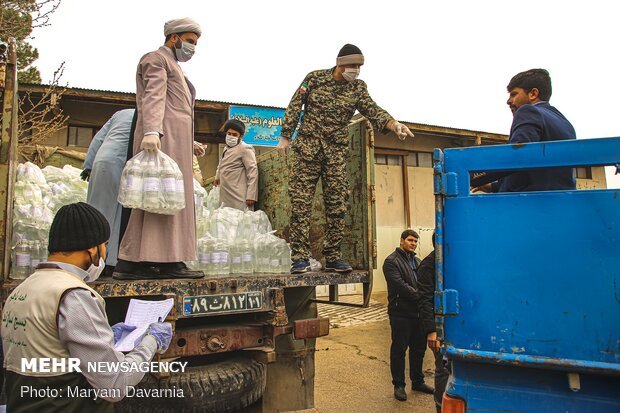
top-left (278, 44), bottom-right (414, 274)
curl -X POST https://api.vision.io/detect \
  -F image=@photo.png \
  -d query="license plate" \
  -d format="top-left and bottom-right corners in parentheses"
top-left (183, 292), bottom-right (263, 316)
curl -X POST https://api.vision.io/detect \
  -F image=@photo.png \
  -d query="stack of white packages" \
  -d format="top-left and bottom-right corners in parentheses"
top-left (205, 185), bottom-right (220, 211)
top-left (118, 150), bottom-right (185, 215)
top-left (11, 163), bottom-right (88, 279)
top-left (190, 186), bottom-right (291, 276)
top-left (194, 179), bottom-right (210, 240)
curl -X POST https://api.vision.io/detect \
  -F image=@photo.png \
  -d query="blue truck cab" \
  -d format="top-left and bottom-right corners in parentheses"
top-left (433, 137), bottom-right (620, 412)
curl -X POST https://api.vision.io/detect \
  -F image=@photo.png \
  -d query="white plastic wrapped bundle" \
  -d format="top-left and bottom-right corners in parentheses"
top-left (42, 165), bottom-right (70, 183)
top-left (62, 165), bottom-right (88, 199)
top-left (11, 162), bottom-right (86, 278)
top-left (191, 204), bottom-right (291, 276)
top-left (17, 162), bottom-right (47, 185)
top-left (193, 178), bottom-right (206, 218)
top-left (254, 231), bottom-right (283, 274)
top-left (207, 207), bottom-right (243, 241)
top-left (205, 186), bottom-right (220, 211)
top-left (118, 150), bottom-right (185, 215)
top-left (195, 208), bottom-right (211, 240)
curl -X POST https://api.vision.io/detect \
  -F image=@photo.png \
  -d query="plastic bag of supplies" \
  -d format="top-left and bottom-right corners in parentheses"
top-left (118, 150), bottom-right (186, 215)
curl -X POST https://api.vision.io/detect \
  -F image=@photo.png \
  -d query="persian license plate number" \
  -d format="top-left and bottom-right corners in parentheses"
top-left (183, 292), bottom-right (263, 316)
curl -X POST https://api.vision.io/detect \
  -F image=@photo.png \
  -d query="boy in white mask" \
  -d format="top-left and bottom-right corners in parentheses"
top-left (214, 119), bottom-right (259, 210)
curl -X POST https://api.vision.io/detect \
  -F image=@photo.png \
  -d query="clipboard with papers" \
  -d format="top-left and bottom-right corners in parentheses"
top-left (114, 298), bottom-right (174, 352)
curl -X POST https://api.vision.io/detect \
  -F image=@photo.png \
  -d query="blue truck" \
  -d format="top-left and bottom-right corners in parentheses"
top-left (433, 138), bottom-right (620, 412)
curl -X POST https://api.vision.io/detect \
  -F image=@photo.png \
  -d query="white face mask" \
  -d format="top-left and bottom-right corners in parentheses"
top-left (342, 68), bottom-right (360, 82)
top-left (85, 254), bottom-right (105, 282)
top-left (225, 134), bottom-right (239, 147)
top-left (174, 41), bottom-right (195, 62)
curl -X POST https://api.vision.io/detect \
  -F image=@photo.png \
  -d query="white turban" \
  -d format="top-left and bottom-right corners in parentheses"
top-left (164, 18), bottom-right (202, 37)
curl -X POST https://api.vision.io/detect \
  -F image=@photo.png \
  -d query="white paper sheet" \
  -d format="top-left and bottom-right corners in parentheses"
top-left (114, 298), bottom-right (174, 352)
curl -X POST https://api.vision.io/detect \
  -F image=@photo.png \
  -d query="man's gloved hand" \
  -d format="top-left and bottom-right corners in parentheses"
top-left (140, 134), bottom-right (161, 153)
top-left (137, 322), bottom-right (173, 354)
top-left (276, 137), bottom-right (291, 156)
top-left (80, 169), bottom-right (91, 182)
top-left (390, 121), bottom-right (415, 141)
top-left (111, 322), bottom-right (136, 344)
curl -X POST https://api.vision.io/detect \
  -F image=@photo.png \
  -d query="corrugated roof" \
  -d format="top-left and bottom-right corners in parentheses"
top-left (20, 83), bottom-right (507, 139)
top-left (19, 83), bottom-right (284, 110)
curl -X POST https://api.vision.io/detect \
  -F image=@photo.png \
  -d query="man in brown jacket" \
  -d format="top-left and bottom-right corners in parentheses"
top-left (214, 119), bottom-right (258, 211)
top-left (114, 18), bottom-right (204, 280)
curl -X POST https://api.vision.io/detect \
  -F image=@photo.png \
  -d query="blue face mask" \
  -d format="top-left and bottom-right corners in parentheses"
top-left (174, 39), bottom-right (195, 62)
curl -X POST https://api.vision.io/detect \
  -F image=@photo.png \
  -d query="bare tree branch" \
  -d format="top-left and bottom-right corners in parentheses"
top-left (30, 0), bottom-right (61, 30)
top-left (18, 61), bottom-right (68, 163)
top-left (0, 0), bottom-right (62, 40)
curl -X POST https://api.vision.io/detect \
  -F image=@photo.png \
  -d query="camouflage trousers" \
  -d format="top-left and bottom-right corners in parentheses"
top-left (289, 136), bottom-right (349, 262)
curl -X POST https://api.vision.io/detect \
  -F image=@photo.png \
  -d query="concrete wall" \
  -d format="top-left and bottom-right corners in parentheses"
top-left (372, 130), bottom-right (452, 293)
top-left (374, 164), bottom-right (407, 293)
top-left (577, 167), bottom-right (607, 189)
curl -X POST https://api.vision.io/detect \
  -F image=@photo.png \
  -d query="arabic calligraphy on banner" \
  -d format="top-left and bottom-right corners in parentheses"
top-left (228, 106), bottom-right (297, 147)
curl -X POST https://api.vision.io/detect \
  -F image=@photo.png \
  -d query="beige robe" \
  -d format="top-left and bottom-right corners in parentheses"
top-left (119, 46), bottom-right (196, 262)
top-left (192, 155), bottom-right (204, 185)
top-left (215, 142), bottom-right (258, 210)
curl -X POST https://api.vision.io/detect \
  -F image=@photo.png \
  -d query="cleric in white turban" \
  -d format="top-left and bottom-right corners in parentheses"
top-left (115, 18), bottom-right (204, 280)
top-left (164, 17), bottom-right (202, 37)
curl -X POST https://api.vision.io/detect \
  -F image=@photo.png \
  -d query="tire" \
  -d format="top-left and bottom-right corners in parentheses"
top-left (115, 355), bottom-right (266, 413)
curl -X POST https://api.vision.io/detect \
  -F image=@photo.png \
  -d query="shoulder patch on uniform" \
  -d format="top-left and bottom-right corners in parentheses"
top-left (299, 83), bottom-right (308, 94)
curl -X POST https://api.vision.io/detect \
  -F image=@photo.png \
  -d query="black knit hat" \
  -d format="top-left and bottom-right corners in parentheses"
top-left (48, 202), bottom-right (110, 253)
top-left (337, 44), bottom-right (364, 66)
top-left (223, 119), bottom-right (245, 136)
top-left (338, 44), bottom-right (362, 57)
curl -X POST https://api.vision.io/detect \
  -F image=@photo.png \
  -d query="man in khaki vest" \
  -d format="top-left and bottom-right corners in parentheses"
top-left (1, 202), bottom-right (172, 412)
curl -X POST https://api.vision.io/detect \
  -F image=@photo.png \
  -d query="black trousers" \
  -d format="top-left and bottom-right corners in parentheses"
top-left (389, 315), bottom-right (427, 387)
top-left (433, 349), bottom-right (450, 412)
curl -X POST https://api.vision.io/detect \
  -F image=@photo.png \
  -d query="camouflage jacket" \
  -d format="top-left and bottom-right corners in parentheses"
top-left (281, 68), bottom-right (393, 146)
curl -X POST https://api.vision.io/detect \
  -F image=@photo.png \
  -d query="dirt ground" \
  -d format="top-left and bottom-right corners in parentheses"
top-left (292, 294), bottom-right (437, 413)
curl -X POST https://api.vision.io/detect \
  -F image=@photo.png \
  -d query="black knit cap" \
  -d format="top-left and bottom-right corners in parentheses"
top-left (48, 202), bottom-right (110, 253)
top-left (223, 119), bottom-right (245, 136)
top-left (338, 43), bottom-right (363, 57)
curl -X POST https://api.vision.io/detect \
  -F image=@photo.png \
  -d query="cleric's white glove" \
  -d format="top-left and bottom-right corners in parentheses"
top-left (390, 121), bottom-right (415, 141)
top-left (140, 134), bottom-right (161, 153)
top-left (193, 141), bottom-right (206, 157)
top-left (276, 137), bottom-right (291, 156)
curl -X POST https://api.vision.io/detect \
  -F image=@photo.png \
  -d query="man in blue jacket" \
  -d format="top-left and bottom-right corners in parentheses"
top-left (383, 229), bottom-right (433, 401)
top-left (475, 69), bottom-right (577, 192)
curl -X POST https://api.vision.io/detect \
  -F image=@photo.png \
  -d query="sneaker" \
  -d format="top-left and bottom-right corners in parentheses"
top-left (291, 259), bottom-right (311, 274)
top-left (412, 382), bottom-right (434, 394)
top-left (325, 259), bottom-right (353, 273)
top-left (394, 386), bottom-right (407, 401)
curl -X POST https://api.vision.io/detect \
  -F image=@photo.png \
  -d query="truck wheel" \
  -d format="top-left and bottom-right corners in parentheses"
top-left (115, 355), bottom-right (266, 413)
